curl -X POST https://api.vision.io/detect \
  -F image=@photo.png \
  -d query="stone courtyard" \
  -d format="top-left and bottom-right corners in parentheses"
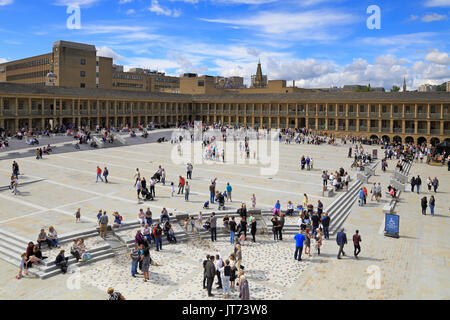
top-left (0, 131), bottom-right (449, 300)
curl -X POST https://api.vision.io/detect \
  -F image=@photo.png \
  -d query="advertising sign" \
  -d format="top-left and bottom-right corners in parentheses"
top-left (384, 213), bottom-right (400, 238)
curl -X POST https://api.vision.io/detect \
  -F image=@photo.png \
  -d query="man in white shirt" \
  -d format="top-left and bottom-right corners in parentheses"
top-left (133, 169), bottom-right (140, 187)
top-left (215, 251), bottom-right (223, 290)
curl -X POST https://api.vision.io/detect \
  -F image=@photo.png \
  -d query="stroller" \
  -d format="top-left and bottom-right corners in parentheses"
top-left (217, 193), bottom-right (225, 210)
top-left (141, 187), bottom-right (154, 201)
top-left (152, 171), bottom-right (161, 183)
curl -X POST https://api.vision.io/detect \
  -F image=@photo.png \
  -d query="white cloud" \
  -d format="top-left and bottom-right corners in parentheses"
top-left (150, 0), bottom-right (181, 17)
top-left (201, 9), bottom-right (358, 41)
top-left (360, 32), bottom-right (437, 47)
top-left (425, 49), bottom-right (450, 65)
top-left (97, 46), bottom-right (124, 62)
top-left (425, 0), bottom-right (450, 7)
top-left (0, 58), bottom-right (7, 63)
top-left (212, 52), bottom-right (450, 90)
top-left (119, 0), bottom-right (133, 4)
top-left (0, 0), bottom-right (13, 6)
top-left (125, 8), bottom-right (135, 15)
top-left (54, 0), bottom-right (101, 7)
top-left (421, 13), bottom-right (447, 22)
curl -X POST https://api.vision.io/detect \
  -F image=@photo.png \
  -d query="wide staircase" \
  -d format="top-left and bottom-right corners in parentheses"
top-left (0, 228), bottom-right (114, 279)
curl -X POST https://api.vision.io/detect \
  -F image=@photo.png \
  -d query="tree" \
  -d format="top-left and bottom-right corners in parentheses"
top-left (390, 85), bottom-right (400, 92)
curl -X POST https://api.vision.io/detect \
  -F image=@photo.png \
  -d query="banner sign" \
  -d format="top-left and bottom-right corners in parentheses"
top-left (384, 213), bottom-right (400, 238)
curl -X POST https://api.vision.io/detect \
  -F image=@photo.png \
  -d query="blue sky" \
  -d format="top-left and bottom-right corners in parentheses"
top-left (0, 0), bottom-right (449, 89)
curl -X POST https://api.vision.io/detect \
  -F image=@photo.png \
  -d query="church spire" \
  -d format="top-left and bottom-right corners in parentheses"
top-left (256, 59), bottom-right (263, 78)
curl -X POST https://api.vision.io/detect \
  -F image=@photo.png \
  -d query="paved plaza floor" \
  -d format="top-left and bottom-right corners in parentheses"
top-left (0, 137), bottom-right (449, 300)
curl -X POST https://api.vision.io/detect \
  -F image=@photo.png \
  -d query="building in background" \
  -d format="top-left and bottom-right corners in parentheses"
top-left (1, 82), bottom-right (449, 148)
top-left (418, 84), bottom-right (438, 92)
top-left (0, 40), bottom-right (179, 93)
top-left (446, 81), bottom-right (450, 92)
top-left (215, 76), bottom-right (245, 89)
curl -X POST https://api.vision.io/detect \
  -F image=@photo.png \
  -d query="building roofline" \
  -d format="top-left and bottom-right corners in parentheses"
top-left (0, 82), bottom-right (449, 102)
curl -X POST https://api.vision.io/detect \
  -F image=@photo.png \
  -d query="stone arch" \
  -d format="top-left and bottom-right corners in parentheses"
top-left (445, 138), bottom-right (450, 143)
top-left (405, 136), bottom-right (414, 144)
top-left (370, 135), bottom-right (379, 140)
top-left (382, 135), bottom-right (390, 143)
top-left (393, 136), bottom-right (402, 144)
top-left (430, 137), bottom-right (440, 146)
top-left (417, 136), bottom-right (427, 145)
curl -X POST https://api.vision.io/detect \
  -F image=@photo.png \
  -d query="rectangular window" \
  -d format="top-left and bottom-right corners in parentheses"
top-left (80, 83), bottom-right (85, 88)
top-left (198, 80), bottom-right (204, 87)
top-left (80, 71), bottom-right (86, 77)
top-left (81, 59), bottom-right (86, 65)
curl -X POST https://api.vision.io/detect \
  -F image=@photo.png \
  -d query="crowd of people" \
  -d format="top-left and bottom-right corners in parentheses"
top-left (6, 124), bottom-right (448, 303)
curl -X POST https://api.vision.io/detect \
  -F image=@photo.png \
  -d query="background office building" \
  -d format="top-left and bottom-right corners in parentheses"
top-left (0, 41), bottom-right (179, 93)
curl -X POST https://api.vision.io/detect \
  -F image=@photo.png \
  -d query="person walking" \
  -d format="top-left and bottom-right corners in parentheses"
top-left (250, 214), bottom-right (257, 242)
top-left (322, 212), bottom-right (330, 240)
top-left (410, 176), bottom-right (416, 193)
top-left (416, 175), bottom-right (422, 194)
top-left (229, 217), bottom-right (237, 244)
top-left (136, 178), bottom-right (142, 202)
top-left (99, 211), bottom-right (108, 239)
top-left (103, 167), bottom-right (109, 183)
top-left (294, 229), bottom-right (306, 261)
top-left (149, 177), bottom-right (156, 198)
top-left (205, 255), bottom-right (216, 297)
top-left (140, 245), bottom-right (151, 283)
top-left (432, 177), bottom-right (439, 193)
top-left (421, 196), bottom-right (428, 215)
top-left (251, 194), bottom-right (256, 210)
top-left (161, 168), bottom-right (166, 186)
top-left (279, 213), bottom-right (285, 241)
top-left (133, 168), bottom-right (140, 187)
top-left (130, 243), bottom-right (140, 277)
top-left (429, 196), bottom-right (435, 216)
top-left (215, 252), bottom-right (223, 290)
top-left (96, 166), bottom-right (104, 183)
top-left (178, 176), bottom-right (185, 194)
top-left (185, 181), bottom-right (190, 201)
top-left (202, 254), bottom-right (210, 290)
top-left (210, 212), bottom-right (217, 242)
top-left (209, 182), bottom-right (216, 204)
top-left (226, 183), bottom-right (232, 202)
top-left (336, 228), bottom-right (347, 259)
top-left (353, 230), bottom-right (362, 258)
top-left (358, 188), bottom-right (365, 206)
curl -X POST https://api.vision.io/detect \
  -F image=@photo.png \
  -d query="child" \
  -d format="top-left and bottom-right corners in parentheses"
top-left (183, 218), bottom-right (189, 231)
top-left (17, 253), bottom-right (29, 279)
top-left (75, 208), bottom-right (81, 223)
top-left (203, 201), bottom-right (210, 209)
top-left (190, 216), bottom-right (195, 233)
top-left (304, 229), bottom-right (311, 258)
top-left (171, 182), bottom-right (175, 197)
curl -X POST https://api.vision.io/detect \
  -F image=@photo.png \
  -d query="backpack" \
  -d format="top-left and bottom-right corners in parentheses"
top-left (118, 215), bottom-right (123, 221)
top-left (224, 265), bottom-right (231, 277)
top-left (155, 227), bottom-right (162, 237)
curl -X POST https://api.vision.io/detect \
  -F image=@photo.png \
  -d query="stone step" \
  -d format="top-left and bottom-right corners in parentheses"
top-left (40, 244), bottom-right (112, 268)
top-left (40, 251), bottom-right (116, 279)
top-left (0, 246), bottom-right (44, 278)
top-left (36, 246), bottom-right (113, 274)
